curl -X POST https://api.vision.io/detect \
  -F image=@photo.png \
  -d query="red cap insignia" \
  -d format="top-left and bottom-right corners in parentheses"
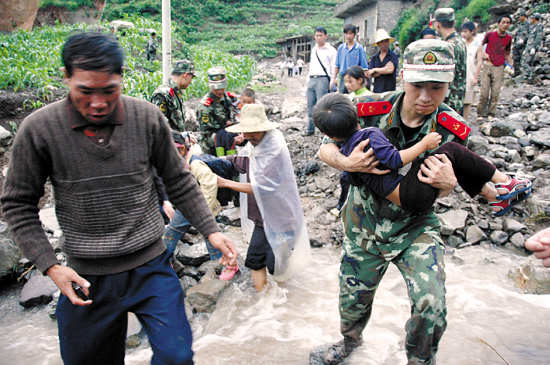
top-left (437, 112), bottom-right (471, 140)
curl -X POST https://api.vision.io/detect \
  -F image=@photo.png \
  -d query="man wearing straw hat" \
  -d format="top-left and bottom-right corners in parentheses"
top-left (311, 39), bottom-right (468, 365)
top-left (367, 29), bottom-right (400, 93)
top-left (217, 104), bottom-right (310, 291)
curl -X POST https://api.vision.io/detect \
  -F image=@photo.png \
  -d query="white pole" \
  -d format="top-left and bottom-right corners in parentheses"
top-left (161, 0), bottom-right (171, 84)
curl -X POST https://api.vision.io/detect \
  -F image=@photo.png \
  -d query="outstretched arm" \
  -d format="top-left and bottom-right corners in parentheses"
top-left (399, 132), bottom-right (441, 166)
top-left (217, 176), bottom-right (254, 195)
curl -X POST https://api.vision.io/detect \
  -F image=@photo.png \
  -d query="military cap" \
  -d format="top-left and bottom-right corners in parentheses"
top-left (434, 8), bottom-right (455, 23)
top-left (207, 66), bottom-right (227, 90)
top-left (530, 13), bottom-right (541, 20)
top-left (172, 59), bottom-right (194, 75)
top-left (517, 9), bottom-right (527, 17)
top-left (402, 39), bottom-right (455, 83)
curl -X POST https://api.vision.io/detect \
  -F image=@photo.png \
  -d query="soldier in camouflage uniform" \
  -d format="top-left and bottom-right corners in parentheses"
top-left (522, 13), bottom-right (544, 84)
top-left (150, 60), bottom-right (195, 132)
top-left (512, 11), bottom-right (530, 77)
top-left (197, 67), bottom-right (242, 156)
top-left (434, 8), bottom-right (467, 115)
top-left (310, 39), bottom-right (468, 365)
top-left (146, 31), bottom-right (157, 61)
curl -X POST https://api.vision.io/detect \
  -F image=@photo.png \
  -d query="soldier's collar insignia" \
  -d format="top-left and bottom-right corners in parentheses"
top-left (423, 51), bottom-right (437, 65)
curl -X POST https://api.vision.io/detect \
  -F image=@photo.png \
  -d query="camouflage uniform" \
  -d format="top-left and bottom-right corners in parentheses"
top-left (522, 16), bottom-right (544, 82)
top-left (311, 40), bottom-right (467, 365)
top-left (146, 35), bottom-right (157, 61)
top-left (150, 60), bottom-right (195, 132)
top-left (443, 32), bottom-right (467, 114)
top-left (512, 14), bottom-right (530, 76)
top-left (198, 67), bottom-right (239, 156)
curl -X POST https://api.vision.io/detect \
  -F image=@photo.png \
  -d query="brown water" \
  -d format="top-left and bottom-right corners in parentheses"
top-left (4, 230), bottom-right (548, 365)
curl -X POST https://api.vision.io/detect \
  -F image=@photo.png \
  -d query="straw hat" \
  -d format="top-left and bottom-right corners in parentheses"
top-left (373, 29), bottom-right (395, 45)
top-left (226, 104), bottom-right (280, 133)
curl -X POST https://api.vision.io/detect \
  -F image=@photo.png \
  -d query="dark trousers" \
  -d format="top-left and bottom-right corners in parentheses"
top-left (56, 250), bottom-right (193, 365)
top-left (400, 142), bottom-right (496, 212)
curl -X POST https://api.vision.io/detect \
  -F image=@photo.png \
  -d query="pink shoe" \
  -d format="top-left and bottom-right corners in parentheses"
top-left (219, 263), bottom-right (239, 281)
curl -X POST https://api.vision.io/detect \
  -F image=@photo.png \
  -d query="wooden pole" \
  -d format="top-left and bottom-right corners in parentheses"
top-left (162, 0), bottom-right (171, 84)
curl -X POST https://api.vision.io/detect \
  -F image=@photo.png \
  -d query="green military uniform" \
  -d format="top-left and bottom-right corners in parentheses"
top-left (197, 91), bottom-right (239, 155)
top-left (151, 79), bottom-right (186, 131)
top-left (150, 60), bottom-right (195, 132)
top-left (311, 39), bottom-right (466, 365)
top-left (443, 32), bottom-right (467, 114)
top-left (522, 15), bottom-right (544, 83)
top-left (513, 13), bottom-right (530, 77)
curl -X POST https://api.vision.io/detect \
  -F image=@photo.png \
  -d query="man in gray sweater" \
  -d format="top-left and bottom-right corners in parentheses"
top-left (1, 32), bottom-right (237, 365)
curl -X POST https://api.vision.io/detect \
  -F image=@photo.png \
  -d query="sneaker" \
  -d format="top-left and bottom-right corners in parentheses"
top-left (219, 263), bottom-right (239, 280)
top-left (309, 337), bottom-right (362, 365)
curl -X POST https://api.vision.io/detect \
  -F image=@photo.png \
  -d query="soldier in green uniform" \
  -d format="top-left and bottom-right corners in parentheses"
top-left (146, 31), bottom-right (157, 61)
top-left (522, 13), bottom-right (544, 84)
top-left (512, 10), bottom-right (530, 77)
top-left (197, 67), bottom-right (242, 156)
top-left (150, 59), bottom-right (195, 132)
top-left (310, 39), bottom-right (468, 365)
top-left (434, 8), bottom-right (467, 115)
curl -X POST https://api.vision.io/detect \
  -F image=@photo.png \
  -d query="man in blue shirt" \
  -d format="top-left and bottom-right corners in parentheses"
top-left (332, 24), bottom-right (369, 94)
top-left (367, 29), bottom-right (399, 93)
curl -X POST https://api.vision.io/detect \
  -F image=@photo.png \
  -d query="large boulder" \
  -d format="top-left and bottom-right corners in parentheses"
top-left (437, 209), bottom-right (468, 236)
top-left (0, 0), bottom-right (39, 31)
top-left (0, 221), bottom-right (21, 281)
top-left (19, 273), bottom-right (58, 307)
top-left (185, 279), bottom-right (230, 313)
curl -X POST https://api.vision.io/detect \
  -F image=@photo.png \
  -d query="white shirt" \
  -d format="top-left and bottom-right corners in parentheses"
top-left (308, 42), bottom-right (337, 79)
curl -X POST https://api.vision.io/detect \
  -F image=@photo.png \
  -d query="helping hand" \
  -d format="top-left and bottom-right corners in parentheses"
top-left (208, 232), bottom-right (238, 266)
top-left (418, 153), bottom-right (457, 194)
top-left (345, 139), bottom-right (390, 175)
top-left (525, 227), bottom-right (550, 267)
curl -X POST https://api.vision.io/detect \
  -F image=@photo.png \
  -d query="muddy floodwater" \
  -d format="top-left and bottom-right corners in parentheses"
top-left (1, 227), bottom-right (549, 365)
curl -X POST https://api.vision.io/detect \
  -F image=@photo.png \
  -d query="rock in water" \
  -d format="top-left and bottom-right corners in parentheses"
top-left (186, 279), bottom-right (229, 313)
top-left (19, 274), bottom-right (58, 308)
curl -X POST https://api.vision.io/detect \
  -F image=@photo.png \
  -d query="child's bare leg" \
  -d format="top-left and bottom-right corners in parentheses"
top-left (385, 185), bottom-right (401, 207)
top-left (251, 268), bottom-right (267, 291)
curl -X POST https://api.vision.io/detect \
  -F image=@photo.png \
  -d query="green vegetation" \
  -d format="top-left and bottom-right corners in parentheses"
top-left (455, 0), bottom-right (496, 27)
top-left (40, 0), bottom-right (95, 10)
top-left (0, 17), bottom-right (255, 99)
top-left (533, 3), bottom-right (550, 14)
top-left (391, 0), bottom-right (497, 49)
top-left (41, 0), bottom-right (342, 58)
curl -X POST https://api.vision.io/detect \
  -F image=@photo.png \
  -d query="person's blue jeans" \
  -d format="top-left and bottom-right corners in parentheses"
top-left (56, 250), bottom-right (193, 365)
top-left (338, 73), bottom-right (349, 94)
top-left (306, 76), bottom-right (330, 133)
top-left (163, 209), bottom-right (222, 259)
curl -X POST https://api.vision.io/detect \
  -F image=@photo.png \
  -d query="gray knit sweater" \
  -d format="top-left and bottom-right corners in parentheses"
top-left (1, 95), bottom-right (219, 275)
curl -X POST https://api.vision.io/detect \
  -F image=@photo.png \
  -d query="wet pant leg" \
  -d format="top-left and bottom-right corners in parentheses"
top-left (393, 232), bottom-right (447, 365)
top-left (338, 236), bottom-right (390, 341)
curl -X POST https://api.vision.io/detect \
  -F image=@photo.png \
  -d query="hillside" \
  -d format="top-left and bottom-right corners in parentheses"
top-left (37, 0), bottom-right (344, 58)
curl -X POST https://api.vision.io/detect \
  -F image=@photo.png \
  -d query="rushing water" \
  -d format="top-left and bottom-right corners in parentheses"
top-left (1, 226), bottom-right (549, 365)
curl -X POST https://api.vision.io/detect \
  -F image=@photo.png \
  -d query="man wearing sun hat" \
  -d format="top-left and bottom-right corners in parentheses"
top-left (367, 28), bottom-right (400, 92)
top-left (197, 66), bottom-right (242, 156)
top-left (151, 59), bottom-right (195, 132)
top-left (311, 39), bottom-right (468, 365)
top-left (217, 103), bottom-right (310, 292)
top-left (434, 7), bottom-right (467, 115)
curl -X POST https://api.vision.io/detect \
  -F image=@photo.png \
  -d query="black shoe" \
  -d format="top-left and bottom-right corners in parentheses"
top-left (309, 337), bottom-right (362, 365)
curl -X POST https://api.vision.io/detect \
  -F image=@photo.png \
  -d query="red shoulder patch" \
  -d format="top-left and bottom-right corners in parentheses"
top-left (357, 101), bottom-right (392, 117)
top-left (437, 112), bottom-right (471, 140)
top-left (169, 88), bottom-right (175, 97)
top-left (226, 91), bottom-right (235, 98)
top-left (204, 97), bottom-right (213, 107)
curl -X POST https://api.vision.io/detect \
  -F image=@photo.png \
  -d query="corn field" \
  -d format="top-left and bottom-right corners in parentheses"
top-left (0, 17), bottom-right (255, 101)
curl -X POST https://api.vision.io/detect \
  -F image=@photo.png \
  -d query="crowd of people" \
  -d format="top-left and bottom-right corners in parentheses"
top-left (0, 6), bottom-right (547, 365)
